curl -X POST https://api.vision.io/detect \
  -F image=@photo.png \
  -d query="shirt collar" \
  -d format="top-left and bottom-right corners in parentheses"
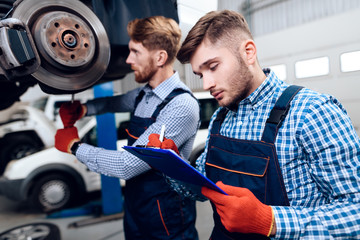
top-left (142, 71), bottom-right (181, 100)
top-left (236, 68), bottom-right (282, 111)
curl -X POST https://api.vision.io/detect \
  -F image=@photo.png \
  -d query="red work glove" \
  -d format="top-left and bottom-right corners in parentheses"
top-left (147, 133), bottom-right (180, 155)
top-left (55, 127), bottom-right (80, 153)
top-left (201, 181), bottom-right (274, 237)
top-left (59, 100), bottom-right (86, 128)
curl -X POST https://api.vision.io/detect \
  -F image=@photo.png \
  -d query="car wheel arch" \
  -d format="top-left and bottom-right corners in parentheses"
top-left (2, 130), bottom-right (45, 147)
top-left (21, 163), bottom-right (87, 202)
top-left (0, 131), bottom-right (45, 174)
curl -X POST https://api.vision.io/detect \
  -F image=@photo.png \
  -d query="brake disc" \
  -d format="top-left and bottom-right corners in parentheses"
top-left (11, 0), bottom-right (110, 91)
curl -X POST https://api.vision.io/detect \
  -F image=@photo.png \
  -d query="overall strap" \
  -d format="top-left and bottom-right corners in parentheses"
top-left (151, 88), bottom-right (194, 119)
top-left (210, 107), bottom-right (229, 134)
top-left (261, 85), bottom-right (303, 143)
top-left (133, 89), bottom-right (145, 111)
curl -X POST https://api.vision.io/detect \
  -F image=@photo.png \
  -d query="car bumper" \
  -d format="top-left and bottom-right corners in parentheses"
top-left (0, 177), bottom-right (25, 201)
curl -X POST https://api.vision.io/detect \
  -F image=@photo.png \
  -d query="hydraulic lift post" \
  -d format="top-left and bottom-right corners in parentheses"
top-left (47, 82), bottom-right (124, 227)
top-left (93, 82), bottom-right (124, 215)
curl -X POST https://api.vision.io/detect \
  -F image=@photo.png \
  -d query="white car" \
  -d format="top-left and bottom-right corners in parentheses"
top-left (0, 105), bottom-right (57, 174)
top-left (0, 118), bottom-right (100, 212)
top-left (0, 92), bottom-right (218, 212)
top-left (0, 93), bottom-right (93, 175)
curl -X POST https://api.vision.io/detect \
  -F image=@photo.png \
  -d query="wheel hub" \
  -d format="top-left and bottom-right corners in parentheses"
top-left (11, 0), bottom-right (110, 91)
top-left (33, 11), bottom-right (95, 69)
top-left (40, 180), bottom-right (69, 209)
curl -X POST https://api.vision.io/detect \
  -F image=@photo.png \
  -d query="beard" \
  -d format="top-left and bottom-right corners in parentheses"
top-left (134, 59), bottom-right (157, 84)
top-left (222, 55), bottom-right (254, 110)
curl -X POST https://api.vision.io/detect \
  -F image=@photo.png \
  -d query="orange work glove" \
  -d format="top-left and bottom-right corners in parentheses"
top-left (147, 133), bottom-right (180, 155)
top-left (201, 181), bottom-right (274, 237)
top-left (55, 127), bottom-right (80, 153)
top-left (59, 100), bottom-right (86, 128)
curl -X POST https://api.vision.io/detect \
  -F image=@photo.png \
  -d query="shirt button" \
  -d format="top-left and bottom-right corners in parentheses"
top-left (237, 121), bottom-right (242, 125)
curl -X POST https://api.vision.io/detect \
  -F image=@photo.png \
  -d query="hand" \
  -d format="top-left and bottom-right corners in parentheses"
top-left (59, 100), bottom-right (86, 128)
top-left (55, 127), bottom-right (80, 153)
top-left (201, 181), bottom-right (274, 236)
top-left (147, 133), bottom-right (180, 155)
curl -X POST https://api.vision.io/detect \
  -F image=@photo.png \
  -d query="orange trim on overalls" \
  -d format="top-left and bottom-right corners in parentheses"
top-left (125, 128), bottom-right (139, 140)
top-left (205, 162), bottom-right (268, 177)
top-left (157, 199), bottom-right (170, 236)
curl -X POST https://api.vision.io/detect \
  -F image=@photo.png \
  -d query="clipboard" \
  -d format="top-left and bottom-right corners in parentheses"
top-left (123, 146), bottom-right (227, 195)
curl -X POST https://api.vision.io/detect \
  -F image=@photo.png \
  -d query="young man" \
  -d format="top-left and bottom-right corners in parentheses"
top-left (55, 16), bottom-right (200, 239)
top-left (176, 10), bottom-right (360, 239)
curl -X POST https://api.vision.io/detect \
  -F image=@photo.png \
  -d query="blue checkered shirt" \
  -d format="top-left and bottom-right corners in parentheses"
top-left (189, 70), bottom-right (360, 239)
top-left (76, 72), bottom-right (200, 180)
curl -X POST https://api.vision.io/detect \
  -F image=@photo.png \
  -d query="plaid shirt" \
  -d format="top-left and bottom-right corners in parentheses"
top-left (192, 70), bottom-right (360, 239)
top-left (76, 72), bottom-right (200, 180)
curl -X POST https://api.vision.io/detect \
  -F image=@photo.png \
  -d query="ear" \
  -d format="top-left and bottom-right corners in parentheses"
top-left (242, 40), bottom-right (257, 65)
top-left (155, 50), bottom-right (168, 67)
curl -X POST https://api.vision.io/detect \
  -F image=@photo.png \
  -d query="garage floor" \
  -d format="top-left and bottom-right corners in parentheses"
top-left (0, 195), bottom-right (213, 240)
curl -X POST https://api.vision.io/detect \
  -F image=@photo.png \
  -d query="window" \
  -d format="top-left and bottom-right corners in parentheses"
top-left (340, 50), bottom-right (360, 72)
top-left (268, 64), bottom-right (287, 81)
top-left (295, 57), bottom-right (329, 78)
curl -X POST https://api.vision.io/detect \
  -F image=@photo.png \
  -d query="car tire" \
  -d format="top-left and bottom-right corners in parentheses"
top-left (29, 173), bottom-right (79, 212)
top-left (0, 134), bottom-right (42, 174)
top-left (0, 222), bottom-right (61, 240)
top-left (0, 0), bottom-right (15, 20)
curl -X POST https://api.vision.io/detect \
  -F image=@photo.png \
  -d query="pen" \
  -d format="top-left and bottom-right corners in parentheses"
top-left (159, 125), bottom-right (166, 142)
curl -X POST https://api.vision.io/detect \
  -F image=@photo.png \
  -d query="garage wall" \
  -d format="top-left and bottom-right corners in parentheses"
top-left (218, 0), bottom-right (360, 37)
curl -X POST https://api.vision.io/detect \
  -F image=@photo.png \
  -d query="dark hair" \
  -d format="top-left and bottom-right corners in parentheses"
top-left (127, 16), bottom-right (181, 65)
top-left (177, 10), bottom-right (253, 64)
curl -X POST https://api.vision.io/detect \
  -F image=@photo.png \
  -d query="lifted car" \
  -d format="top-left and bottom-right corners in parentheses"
top-left (0, 0), bottom-right (179, 110)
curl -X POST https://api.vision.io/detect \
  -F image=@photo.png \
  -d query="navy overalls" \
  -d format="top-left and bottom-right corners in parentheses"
top-left (205, 86), bottom-right (303, 239)
top-left (123, 88), bottom-right (198, 240)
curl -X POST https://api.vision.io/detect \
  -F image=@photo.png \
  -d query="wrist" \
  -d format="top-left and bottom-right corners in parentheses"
top-left (253, 204), bottom-right (273, 236)
top-left (81, 104), bottom-right (87, 117)
top-left (70, 140), bottom-right (82, 155)
top-left (267, 207), bottom-right (276, 237)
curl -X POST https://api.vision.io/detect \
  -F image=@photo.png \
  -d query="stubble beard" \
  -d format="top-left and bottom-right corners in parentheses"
top-left (224, 57), bottom-right (253, 111)
top-left (134, 59), bottom-right (157, 84)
